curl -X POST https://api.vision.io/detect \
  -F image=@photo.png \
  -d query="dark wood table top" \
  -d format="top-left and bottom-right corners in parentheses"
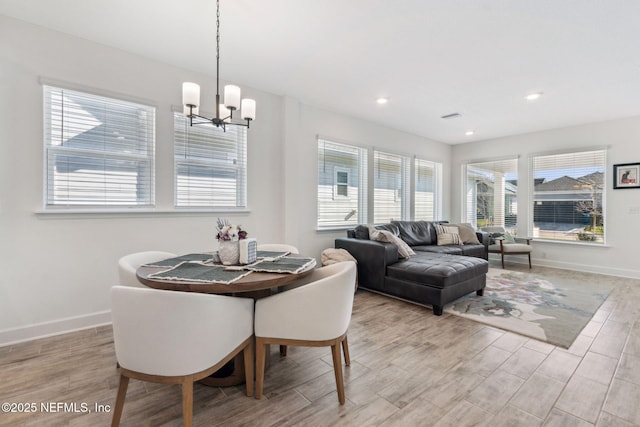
top-left (136, 257), bottom-right (316, 294)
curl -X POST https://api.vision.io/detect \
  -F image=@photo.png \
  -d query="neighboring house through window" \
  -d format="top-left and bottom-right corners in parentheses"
top-left (43, 85), bottom-right (155, 208)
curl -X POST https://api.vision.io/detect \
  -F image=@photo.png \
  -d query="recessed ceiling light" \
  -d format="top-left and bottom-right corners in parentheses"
top-left (465, 130), bottom-right (475, 136)
top-left (525, 92), bottom-right (543, 101)
top-left (376, 97), bottom-right (388, 105)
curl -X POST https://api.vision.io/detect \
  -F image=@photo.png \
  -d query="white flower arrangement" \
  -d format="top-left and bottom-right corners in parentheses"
top-left (216, 218), bottom-right (248, 241)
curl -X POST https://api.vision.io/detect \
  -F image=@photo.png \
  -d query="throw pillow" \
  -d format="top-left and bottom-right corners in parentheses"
top-left (368, 225), bottom-right (415, 258)
top-left (450, 223), bottom-right (480, 244)
top-left (435, 224), bottom-right (463, 246)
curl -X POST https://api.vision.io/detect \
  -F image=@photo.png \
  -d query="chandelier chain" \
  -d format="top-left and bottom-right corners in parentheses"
top-left (216, 0), bottom-right (220, 96)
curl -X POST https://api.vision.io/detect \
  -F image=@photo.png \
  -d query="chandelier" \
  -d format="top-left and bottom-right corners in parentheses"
top-left (181, 0), bottom-right (256, 130)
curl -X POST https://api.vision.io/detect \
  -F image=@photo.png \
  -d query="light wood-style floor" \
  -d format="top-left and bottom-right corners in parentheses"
top-left (2, 263), bottom-right (640, 426)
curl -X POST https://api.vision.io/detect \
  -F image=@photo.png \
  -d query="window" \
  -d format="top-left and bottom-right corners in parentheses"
top-left (334, 167), bottom-right (350, 198)
top-left (530, 149), bottom-right (605, 243)
top-left (174, 112), bottom-right (247, 209)
top-left (317, 138), bottom-right (367, 228)
top-left (463, 158), bottom-right (518, 230)
top-left (415, 158), bottom-right (442, 221)
top-left (374, 150), bottom-right (411, 223)
top-left (44, 86), bottom-right (155, 207)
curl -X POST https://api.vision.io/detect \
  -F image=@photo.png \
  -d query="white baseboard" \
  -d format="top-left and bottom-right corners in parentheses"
top-left (0, 310), bottom-right (112, 348)
top-left (489, 254), bottom-right (640, 279)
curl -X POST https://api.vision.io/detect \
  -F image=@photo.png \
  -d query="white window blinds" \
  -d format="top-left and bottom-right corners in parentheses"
top-left (317, 138), bottom-right (368, 228)
top-left (43, 86), bottom-right (155, 207)
top-left (530, 149), bottom-right (605, 243)
top-left (174, 112), bottom-right (247, 208)
top-left (415, 158), bottom-right (441, 221)
top-left (374, 150), bottom-right (411, 224)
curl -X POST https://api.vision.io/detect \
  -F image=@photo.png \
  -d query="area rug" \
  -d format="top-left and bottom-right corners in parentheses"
top-left (444, 269), bottom-right (614, 348)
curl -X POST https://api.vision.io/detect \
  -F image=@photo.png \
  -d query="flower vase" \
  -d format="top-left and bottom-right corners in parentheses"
top-left (218, 240), bottom-right (240, 265)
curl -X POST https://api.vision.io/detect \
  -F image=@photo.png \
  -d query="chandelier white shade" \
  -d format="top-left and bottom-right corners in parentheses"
top-left (181, 0), bottom-right (255, 130)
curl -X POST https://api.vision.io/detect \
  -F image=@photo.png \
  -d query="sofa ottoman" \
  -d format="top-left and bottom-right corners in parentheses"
top-left (384, 253), bottom-right (488, 315)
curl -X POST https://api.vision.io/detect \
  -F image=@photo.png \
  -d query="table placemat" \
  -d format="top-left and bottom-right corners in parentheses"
top-left (246, 257), bottom-right (316, 274)
top-left (256, 250), bottom-right (290, 260)
top-left (143, 253), bottom-right (213, 268)
top-left (147, 262), bottom-right (251, 284)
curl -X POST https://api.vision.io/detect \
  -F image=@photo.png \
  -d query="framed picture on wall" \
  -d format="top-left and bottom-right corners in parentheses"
top-left (613, 163), bottom-right (640, 189)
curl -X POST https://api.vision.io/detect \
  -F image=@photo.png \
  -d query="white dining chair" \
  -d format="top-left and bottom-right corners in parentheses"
top-left (257, 243), bottom-right (299, 254)
top-left (110, 286), bottom-right (254, 427)
top-left (118, 251), bottom-right (176, 287)
top-left (254, 261), bottom-right (357, 404)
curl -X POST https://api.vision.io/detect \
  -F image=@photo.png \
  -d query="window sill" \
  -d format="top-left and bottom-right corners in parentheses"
top-left (316, 226), bottom-right (355, 233)
top-left (35, 208), bottom-right (251, 219)
top-left (531, 238), bottom-right (609, 248)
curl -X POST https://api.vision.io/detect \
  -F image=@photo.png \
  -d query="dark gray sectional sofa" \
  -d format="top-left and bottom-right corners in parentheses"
top-left (335, 221), bottom-right (490, 315)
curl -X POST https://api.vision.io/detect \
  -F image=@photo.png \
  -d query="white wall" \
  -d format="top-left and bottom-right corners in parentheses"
top-left (0, 16), bottom-right (450, 345)
top-left (451, 117), bottom-right (640, 278)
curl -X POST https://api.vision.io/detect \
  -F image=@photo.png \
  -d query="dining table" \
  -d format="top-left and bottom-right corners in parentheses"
top-left (136, 251), bottom-right (317, 386)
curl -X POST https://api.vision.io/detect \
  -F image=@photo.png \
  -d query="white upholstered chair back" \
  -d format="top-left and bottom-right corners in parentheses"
top-left (111, 286), bottom-right (254, 376)
top-left (255, 260), bottom-right (356, 342)
top-left (118, 251), bottom-right (176, 287)
top-left (110, 286), bottom-right (254, 426)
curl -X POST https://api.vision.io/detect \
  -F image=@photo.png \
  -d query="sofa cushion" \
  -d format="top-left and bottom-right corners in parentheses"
top-left (386, 253), bottom-right (488, 288)
top-left (412, 245), bottom-right (464, 255)
top-left (391, 221), bottom-right (434, 246)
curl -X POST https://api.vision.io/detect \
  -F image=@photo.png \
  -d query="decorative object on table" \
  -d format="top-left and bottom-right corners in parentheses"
top-left (613, 162), bottom-right (640, 189)
top-left (444, 268), bottom-right (613, 348)
top-left (239, 238), bottom-right (257, 265)
top-left (216, 218), bottom-right (248, 265)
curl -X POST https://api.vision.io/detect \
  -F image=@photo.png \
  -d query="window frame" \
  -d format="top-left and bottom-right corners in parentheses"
top-left (462, 156), bottom-right (519, 230)
top-left (42, 84), bottom-right (156, 210)
top-left (316, 137), bottom-right (368, 230)
top-left (173, 111), bottom-right (248, 210)
top-left (373, 149), bottom-right (411, 224)
top-left (529, 148), bottom-right (606, 245)
top-left (414, 157), bottom-right (442, 221)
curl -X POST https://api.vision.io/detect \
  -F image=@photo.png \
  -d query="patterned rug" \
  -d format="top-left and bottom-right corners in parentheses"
top-left (444, 268), bottom-right (614, 348)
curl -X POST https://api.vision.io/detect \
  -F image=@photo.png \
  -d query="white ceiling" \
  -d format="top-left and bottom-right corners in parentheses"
top-left (2, 0), bottom-right (640, 144)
